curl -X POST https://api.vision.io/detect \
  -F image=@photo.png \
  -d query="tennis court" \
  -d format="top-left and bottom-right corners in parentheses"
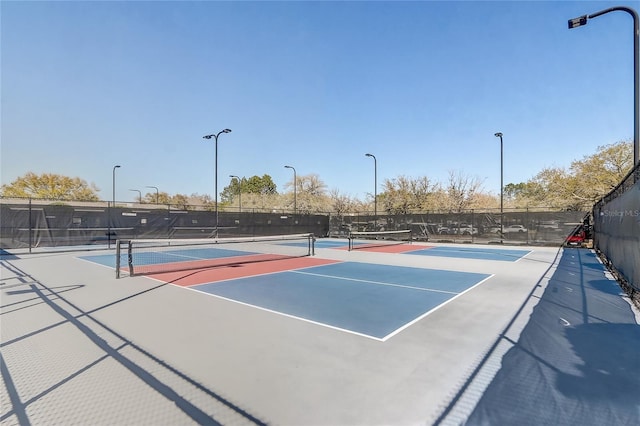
top-left (404, 246), bottom-right (531, 261)
top-left (5, 235), bottom-right (633, 425)
top-left (81, 240), bottom-right (493, 341)
top-left (80, 235), bottom-right (495, 340)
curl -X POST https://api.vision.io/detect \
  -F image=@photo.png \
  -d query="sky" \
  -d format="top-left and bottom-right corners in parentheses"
top-left (1, 0), bottom-right (637, 203)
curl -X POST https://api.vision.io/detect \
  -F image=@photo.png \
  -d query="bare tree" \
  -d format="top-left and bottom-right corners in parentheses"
top-left (444, 170), bottom-right (485, 212)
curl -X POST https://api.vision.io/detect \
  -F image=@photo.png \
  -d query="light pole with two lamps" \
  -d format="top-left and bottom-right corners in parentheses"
top-left (284, 165), bottom-right (297, 215)
top-left (365, 153), bottom-right (377, 230)
top-left (203, 128), bottom-right (232, 238)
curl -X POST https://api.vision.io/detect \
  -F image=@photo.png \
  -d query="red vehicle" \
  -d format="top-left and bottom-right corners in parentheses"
top-left (565, 227), bottom-right (586, 247)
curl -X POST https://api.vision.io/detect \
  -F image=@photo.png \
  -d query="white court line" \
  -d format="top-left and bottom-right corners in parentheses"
top-left (515, 250), bottom-right (535, 262)
top-left (422, 247), bottom-right (533, 263)
top-left (290, 270), bottom-right (459, 295)
top-left (185, 286), bottom-right (386, 342)
top-left (381, 274), bottom-right (495, 341)
top-left (137, 261), bottom-right (495, 342)
top-left (75, 255), bottom-right (119, 272)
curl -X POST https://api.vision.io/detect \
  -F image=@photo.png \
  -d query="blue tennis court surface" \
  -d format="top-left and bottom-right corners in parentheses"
top-left (192, 261), bottom-right (491, 340)
top-left (280, 239), bottom-right (347, 248)
top-left (280, 239), bottom-right (381, 249)
top-left (408, 246), bottom-right (531, 261)
top-left (80, 247), bottom-right (261, 268)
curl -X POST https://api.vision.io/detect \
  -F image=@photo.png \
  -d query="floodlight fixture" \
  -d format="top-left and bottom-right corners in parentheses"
top-left (568, 6), bottom-right (639, 167)
top-left (109, 164), bottom-right (121, 249)
top-left (284, 165), bottom-right (297, 215)
top-left (146, 186), bottom-right (159, 204)
top-left (229, 175), bottom-right (241, 212)
top-left (568, 15), bottom-right (588, 29)
top-left (494, 133), bottom-right (504, 244)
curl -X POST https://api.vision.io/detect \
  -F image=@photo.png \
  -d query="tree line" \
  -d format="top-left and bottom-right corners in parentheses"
top-left (1, 140), bottom-right (633, 213)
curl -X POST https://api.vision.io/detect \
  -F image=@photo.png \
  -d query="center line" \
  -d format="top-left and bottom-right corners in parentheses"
top-left (290, 270), bottom-right (459, 295)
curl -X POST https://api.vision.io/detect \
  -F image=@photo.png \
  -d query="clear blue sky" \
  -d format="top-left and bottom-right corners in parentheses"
top-left (1, 0), bottom-right (636, 202)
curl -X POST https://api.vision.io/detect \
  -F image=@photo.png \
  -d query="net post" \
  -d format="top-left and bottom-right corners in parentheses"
top-left (115, 239), bottom-right (121, 279)
top-left (127, 241), bottom-right (134, 277)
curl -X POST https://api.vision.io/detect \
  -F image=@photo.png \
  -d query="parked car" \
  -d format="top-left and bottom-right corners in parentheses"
top-left (453, 224), bottom-right (479, 235)
top-left (438, 225), bottom-right (451, 235)
top-left (503, 224), bottom-right (528, 233)
top-left (538, 221), bottom-right (559, 230)
top-left (565, 226), bottom-right (586, 247)
top-left (486, 225), bottom-right (502, 234)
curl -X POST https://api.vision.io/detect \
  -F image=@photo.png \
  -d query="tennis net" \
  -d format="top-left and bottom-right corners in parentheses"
top-left (115, 233), bottom-right (315, 278)
top-left (347, 229), bottom-right (412, 251)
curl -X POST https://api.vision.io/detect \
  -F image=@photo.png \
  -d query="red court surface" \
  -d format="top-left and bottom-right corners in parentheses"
top-left (145, 256), bottom-right (341, 286)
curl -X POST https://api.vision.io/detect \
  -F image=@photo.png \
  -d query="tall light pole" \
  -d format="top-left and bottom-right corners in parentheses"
top-left (569, 6), bottom-right (639, 168)
top-left (146, 186), bottom-right (159, 204)
top-left (203, 128), bottom-right (232, 238)
top-left (109, 165), bottom-right (121, 249)
top-left (229, 175), bottom-right (241, 212)
top-left (365, 153), bottom-right (377, 230)
top-left (494, 133), bottom-right (504, 244)
top-left (112, 165), bottom-right (121, 206)
top-left (129, 189), bottom-right (142, 203)
top-left (284, 165), bottom-right (297, 215)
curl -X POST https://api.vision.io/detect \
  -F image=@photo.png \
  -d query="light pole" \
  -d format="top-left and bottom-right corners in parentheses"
top-left (494, 133), bottom-right (504, 244)
top-left (203, 128), bottom-right (232, 237)
top-left (129, 189), bottom-right (142, 203)
top-left (569, 6), bottom-right (639, 168)
top-left (365, 153), bottom-right (377, 230)
top-left (109, 165), bottom-right (121, 249)
top-left (229, 175), bottom-right (241, 212)
top-left (146, 186), bottom-right (159, 204)
top-left (284, 165), bottom-right (297, 215)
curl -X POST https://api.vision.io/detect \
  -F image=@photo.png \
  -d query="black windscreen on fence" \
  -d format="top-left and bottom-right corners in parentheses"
top-left (0, 201), bottom-right (329, 250)
top-left (1, 198), bottom-right (593, 251)
top-left (592, 164), bottom-right (640, 292)
top-left (329, 209), bottom-right (588, 246)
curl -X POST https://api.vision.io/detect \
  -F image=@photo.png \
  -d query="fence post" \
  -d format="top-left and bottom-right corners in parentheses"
top-left (115, 240), bottom-right (121, 279)
top-left (526, 207), bottom-right (529, 245)
top-left (471, 209), bottom-right (475, 243)
top-left (28, 198), bottom-right (32, 254)
top-left (166, 203), bottom-right (170, 239)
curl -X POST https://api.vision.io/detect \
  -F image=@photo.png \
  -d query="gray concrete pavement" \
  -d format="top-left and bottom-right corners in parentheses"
top-left (1, 243), bottom-right (634, 425)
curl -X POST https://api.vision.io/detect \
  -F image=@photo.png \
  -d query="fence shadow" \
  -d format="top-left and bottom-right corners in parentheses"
top-left (0, 260), bottom-right (268, 426)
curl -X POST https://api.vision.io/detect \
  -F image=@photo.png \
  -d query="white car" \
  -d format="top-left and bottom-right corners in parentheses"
top-left (438, 225), bottom-right (452, 235)
top-left (455, 224), bottom-right (479, 235)
top-left (503, 225), bottom-right (528, 233)
top-left (538, 221), bottom-right (559, 230)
